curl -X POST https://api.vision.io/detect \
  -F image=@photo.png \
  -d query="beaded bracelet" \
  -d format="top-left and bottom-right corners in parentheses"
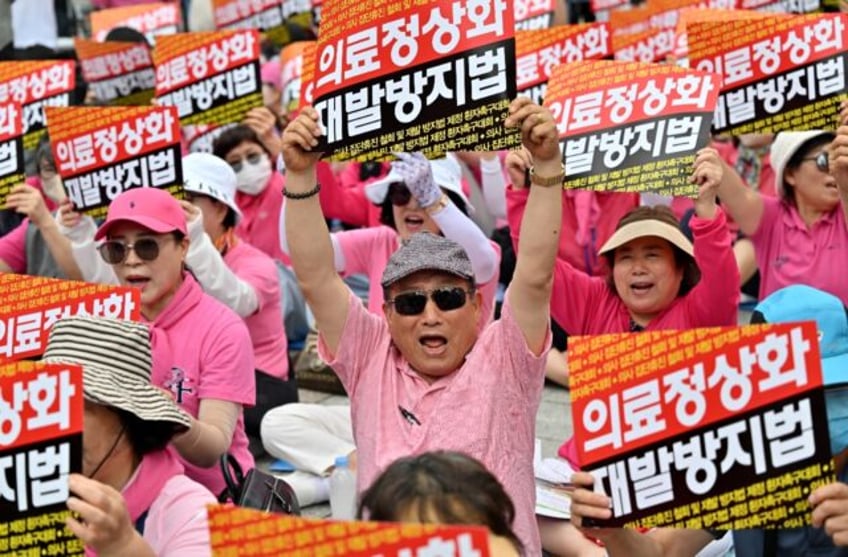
top-left (282, 183), bottom-right (321, 200)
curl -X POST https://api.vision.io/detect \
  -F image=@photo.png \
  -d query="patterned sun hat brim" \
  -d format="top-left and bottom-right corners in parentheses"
top-left (43, 316), bottom-right (192, 429)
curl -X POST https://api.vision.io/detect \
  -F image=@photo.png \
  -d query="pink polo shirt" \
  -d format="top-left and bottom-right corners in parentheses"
top-left (550, 209), bottom-right (738, 336)
top-left (318, 294), bottom-right (550, 556)
top-left (335, 226), bottom-right (498, 330)
top-left (149, 274), bottom-right (256, 495)
top-left (224, 241), bottom-right (289, 380)
top-left (751, 197), bottom-right (848, 304)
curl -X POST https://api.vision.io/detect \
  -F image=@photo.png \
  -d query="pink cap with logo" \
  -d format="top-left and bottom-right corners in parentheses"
top-left (94, 187), bottom-right (186, 241)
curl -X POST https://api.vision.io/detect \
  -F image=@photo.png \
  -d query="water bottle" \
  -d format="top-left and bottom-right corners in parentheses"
top-left (329, 456), bottom-right (357, 520)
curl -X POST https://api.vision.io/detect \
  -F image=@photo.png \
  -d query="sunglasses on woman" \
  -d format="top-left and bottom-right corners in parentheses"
top-left (228, 152), bottom-right (264, 173)
top-left (802, 151), bottom-right (829, 173)
top-left (98, 237), bottom-right (166, 265)
top-left (387, 183), bottom-right (412, 207)
top-left (387, 287), bottom-right (474, 316)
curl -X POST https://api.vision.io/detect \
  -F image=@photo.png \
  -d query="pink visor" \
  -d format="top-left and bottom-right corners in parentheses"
top-left (94, 187), bottom-right (186, 241)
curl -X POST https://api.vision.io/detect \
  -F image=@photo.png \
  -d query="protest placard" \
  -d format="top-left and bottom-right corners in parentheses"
top-left (207, 505), bottom-right (492, 556)
top-left (0, 102), bottom-right (24, 208)
top-left (516, 24), bottom-right (612, 105)
top-left (311, 0), bottom-right (521, 161)
top-left (673, 8), bottom-right (771, 62)
top-left (0, 275), bottom-right (140, 364)
top-left (545, 60), bottom-right (719, 196)
top-left (0, 360), bottom-right (84, 557)
top-left (76, 38), bottom-right (156, 107)
top-left (45, 105), bottom-right (182, 219)
top-left (515, 0), bottom-right (558, 30)
top-left (154, 30), bottom-right (263, 127)
top-left (298, 41), bottom-right (316, 109)
top-left (90, 2), bottom-right (182, 44)
top-left (614, 29), bottom-right (666, 62)
top-left (281, 41), bottom-right (312, 115)
top-left (0, 61), bottom-right (76, 151)
top-left (689, 13), bottom-right (848, 135)
top-left (212, 0), bottom-right (314, 48)
top-left (570, 323), bottom-right (836, 529)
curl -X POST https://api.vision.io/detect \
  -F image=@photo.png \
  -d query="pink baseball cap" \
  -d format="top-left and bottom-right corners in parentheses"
top-left (95, 187), bottom-right (187, 241)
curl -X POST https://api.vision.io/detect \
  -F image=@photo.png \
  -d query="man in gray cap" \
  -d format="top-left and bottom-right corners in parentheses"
top-left (280, 97), bottom-right (563, 555)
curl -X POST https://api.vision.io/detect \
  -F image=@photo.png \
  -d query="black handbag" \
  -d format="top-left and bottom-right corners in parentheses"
top-left (219, 453), bottom-right (301, 515)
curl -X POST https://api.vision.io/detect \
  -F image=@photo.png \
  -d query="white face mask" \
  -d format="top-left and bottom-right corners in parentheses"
top-left (42, 174), bottom-right (67, 203)
top-left (235, 155), bottom-right (273, 195)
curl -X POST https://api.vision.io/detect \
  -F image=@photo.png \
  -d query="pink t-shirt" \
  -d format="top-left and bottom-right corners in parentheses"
top-left (554, 210), bottom-right (738, 465)
top-left (550, 209), bottom-right (739, 336)
top-left (335, 226), bottom-right (498, 330)
top-left (105, 448), bottom-right (216, 557)
top-left (236, 172), bottom-right (289, 265)
top-left (751, 197), bottom-right (848, 304)
top-left (318, 294), bottom-right (550, 556)
top-left (225, 241), bottom-right (289, 380)
top-left (0, 218), bottom-right (27, 272)
top-left (149, 274), bottom-right (256, 495)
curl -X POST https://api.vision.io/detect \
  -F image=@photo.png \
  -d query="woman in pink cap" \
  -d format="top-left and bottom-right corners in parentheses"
top-left (75, 186), bottom-right (256, 497)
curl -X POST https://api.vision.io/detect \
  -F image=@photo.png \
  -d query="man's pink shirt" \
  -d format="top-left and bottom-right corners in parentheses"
top-left (751, 197), bottom-right (848, 305)
top-left (318, 294), bottom-right (550, 556)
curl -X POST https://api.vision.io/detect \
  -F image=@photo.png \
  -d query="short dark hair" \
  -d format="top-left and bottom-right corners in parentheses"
top-left (115, 407), bottom-right (185, 457)
top-left (378, 187), bottom-right (469, 229)
top-left (358, 451), bottom-right (523, 554)
top-left (603, 205), bottom-right (700, 297)
top-left (783, 135), bottom-right (834, 203)
top-left (212, 125), bottom-right (272, 161)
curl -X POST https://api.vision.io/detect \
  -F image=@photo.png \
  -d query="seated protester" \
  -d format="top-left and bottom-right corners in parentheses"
top-left (179, 153), bottom-right (297, 453)
top-left (0, 134), bottom-right (81, 278)
top-left (279, 151), bottom-right (500, 329)
top-left (505, 148), bottom-right (639, 387)
top-left (44, 316), bottom-right (215, 557)
top-left (59, 187), bottom-right (256, 496)
top-left (281, 99), bottom-right (563, 555)
top-left (569, 284), bottom-right (848, 557)
top-left (360, 451), bottom-right (524, 557)
top-left (211, 108), bottom-right (336, 264)
top-left (505, 147), bottom-right (738, 556)
top-left (718, 123), bottom-right (848, 304)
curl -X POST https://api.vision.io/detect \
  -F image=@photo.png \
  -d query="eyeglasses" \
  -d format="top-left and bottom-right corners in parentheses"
top-left (387, 183), bottom-right (412, 207)
top-left (801, 152), bottom-right (829, 173)
top-left (387, 287), bottom-right (474, 316)
top-left (98, 238), bottom-right (165, 264)
top-left (228, 152), bottom-right (264, 173)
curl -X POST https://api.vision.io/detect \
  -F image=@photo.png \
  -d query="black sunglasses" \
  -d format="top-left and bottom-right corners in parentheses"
top-left (802, 151), bottom-right (829, 173)
top-left (387, 287), bottom-right (473, 316)
top-left (387, 183), bottom-right (412, 207)
top-left (98, 238), bottom-right (164, 264)
top-left (228, 152), bottom-right (264, 173)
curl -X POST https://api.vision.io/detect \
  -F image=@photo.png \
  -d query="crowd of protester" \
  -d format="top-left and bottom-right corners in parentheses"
top-left (4, 1), bottom-right (848, 556)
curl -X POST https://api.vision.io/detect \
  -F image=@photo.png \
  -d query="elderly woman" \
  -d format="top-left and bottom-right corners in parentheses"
top-left (505, 147), bottom-right (739, 556)
top-left (44, 316), bottom-right (215, 557)
top-left (718, 124), bottom-right (848, 304)
top-left (57, 186), bottom-right (256, 496)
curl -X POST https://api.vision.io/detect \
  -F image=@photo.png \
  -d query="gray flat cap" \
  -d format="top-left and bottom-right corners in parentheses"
top-left (381, 232), bottom-right (475, 288)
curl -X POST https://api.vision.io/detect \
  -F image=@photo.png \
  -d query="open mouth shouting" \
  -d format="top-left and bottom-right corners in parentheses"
top-left (419, 334), bottom-right (448, 356)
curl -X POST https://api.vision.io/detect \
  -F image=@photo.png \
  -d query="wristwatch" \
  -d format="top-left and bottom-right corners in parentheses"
top-left (529, 164), bottom-right (566, 187)
top-left (424, 193), bottom-right (449, 215)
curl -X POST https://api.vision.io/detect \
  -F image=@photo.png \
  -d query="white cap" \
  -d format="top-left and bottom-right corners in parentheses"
top-left (770, 130), bottom-right (834, 197)
top-left (182, 153), bottom-right (243, 223)
top-left (364, 153), bottom-right (473, 213)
